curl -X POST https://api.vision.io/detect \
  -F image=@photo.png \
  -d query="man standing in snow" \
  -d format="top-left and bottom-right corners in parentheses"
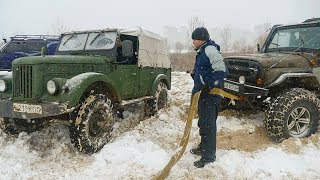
top-left (190, 27), bottom-right (226, 168)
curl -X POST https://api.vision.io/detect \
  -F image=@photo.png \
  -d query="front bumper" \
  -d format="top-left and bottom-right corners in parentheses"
top-left (0, 100), bottom-right (69, 119)
top-left (223, 79), bottom-right (269, 97)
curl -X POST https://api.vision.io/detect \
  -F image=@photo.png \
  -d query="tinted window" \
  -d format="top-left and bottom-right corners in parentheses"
top-left (2, 41), bottom-right (46, 53)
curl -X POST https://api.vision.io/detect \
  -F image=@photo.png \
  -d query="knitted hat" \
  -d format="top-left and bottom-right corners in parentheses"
top-left (192, 27), bottom-right (209, 41)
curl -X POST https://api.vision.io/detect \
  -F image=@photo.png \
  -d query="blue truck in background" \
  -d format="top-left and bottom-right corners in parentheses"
top-left (0, 35), bottom-right (59, 71)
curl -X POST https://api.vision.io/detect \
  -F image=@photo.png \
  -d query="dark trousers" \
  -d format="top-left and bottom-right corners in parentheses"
top-left (197, 92), bottom-right (221, 160)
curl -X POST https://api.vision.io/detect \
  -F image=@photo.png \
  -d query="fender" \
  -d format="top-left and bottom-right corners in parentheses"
top-left (266, 73), bottom-right (319, 88)
top-left (60, 72), bottom-right (122, 107)
top-left (151, 74), bottom-right (170, 96)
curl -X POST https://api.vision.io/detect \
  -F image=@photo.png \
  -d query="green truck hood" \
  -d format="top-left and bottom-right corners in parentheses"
top-left (12, 55), bottom-right (112, 65)
top-left (225, 53), bottom-right (313, 68)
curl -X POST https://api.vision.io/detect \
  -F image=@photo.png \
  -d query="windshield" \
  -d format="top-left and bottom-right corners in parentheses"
top-left (0, 41), bottom-right (47, 53)
top-left (267, 26), bottom-right (320, 52)
top-left (58, 31), bottom-right (117, 51)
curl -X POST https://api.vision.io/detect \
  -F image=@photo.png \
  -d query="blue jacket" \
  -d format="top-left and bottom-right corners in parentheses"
top-left (192, 40), bottom-right (226, 94)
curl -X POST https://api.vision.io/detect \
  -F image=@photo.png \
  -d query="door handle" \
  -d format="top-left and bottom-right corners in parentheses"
top-left (131, 73), bottom-right (137, 76)
top-left (150, 72), bottom-right (154, 74)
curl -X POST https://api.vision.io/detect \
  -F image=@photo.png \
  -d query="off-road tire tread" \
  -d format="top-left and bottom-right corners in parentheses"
top-left (264, 88), bottom-right (320, 142)
top-left (69, 94), bottom-right (114, 154)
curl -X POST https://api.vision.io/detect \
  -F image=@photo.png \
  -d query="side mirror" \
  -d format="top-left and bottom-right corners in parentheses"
top-left (122, 40), bottom-right (133, 58)
top-left (41, 46), bottom-right (47, 57)
top-left (2, 39), bottom-right (7, 43)
top-left (257, 44), bottom-right (260, 52)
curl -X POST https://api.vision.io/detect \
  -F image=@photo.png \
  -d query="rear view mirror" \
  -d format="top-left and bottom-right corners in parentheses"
top-left (2, 39), bottom-right (7, 43)
top-left (122, 40), bottom-right (133, 58)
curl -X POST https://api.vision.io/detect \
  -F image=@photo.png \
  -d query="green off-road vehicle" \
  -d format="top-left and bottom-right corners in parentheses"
top-left (222, 18), bottom-right (320, 142)
top-left (0, 27), bottom-right (171, 153)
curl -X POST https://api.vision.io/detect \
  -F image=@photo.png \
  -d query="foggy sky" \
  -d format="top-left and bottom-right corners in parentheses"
top-left (0, 0), bottom-right (319, 37)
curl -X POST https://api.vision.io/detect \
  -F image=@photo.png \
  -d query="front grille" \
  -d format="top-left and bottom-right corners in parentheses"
top-left (228, 68), bottom-right (252, 77)
top-left (13, 65), bottom-right (33, 99)
top-left (228, 61), bottom-right (249, 67)
top-left (225, 58), bottom-right (262, 83)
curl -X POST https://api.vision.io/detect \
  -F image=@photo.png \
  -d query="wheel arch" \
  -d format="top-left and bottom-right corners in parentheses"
top-left (267, 73), bottom-right (320, 95)
top-left (151, 74), bottom-right (170, 96)
top-left (62, 73), bottom-right (122, 108)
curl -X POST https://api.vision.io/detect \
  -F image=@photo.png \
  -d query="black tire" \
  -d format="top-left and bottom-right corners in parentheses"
top-left (69, 94), bottom-right (115, 154)
top-left (264, 88), bottom-right (320, 142)
top-left (145, 98), bottom-right (157, 117)
top-left (0, 118), bottom-right (45, 135)
top-left (155, 82), bottom-right (169, 110)
top-left (145, 82), bottom-right (168, 117)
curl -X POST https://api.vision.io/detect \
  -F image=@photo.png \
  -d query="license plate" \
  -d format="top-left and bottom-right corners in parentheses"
top-left (224, 82), bottom-right (239, 92)
top-left (13, 103), bottom-right (43, 114)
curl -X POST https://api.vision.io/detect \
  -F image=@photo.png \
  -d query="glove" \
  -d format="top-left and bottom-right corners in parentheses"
top-left (201, 84), bottom-right (210, 94)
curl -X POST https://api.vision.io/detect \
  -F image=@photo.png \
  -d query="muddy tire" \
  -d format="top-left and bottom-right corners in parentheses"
top-left (0, 118), bottom-right (45, 135)
top-left (145, 82), bottom-right (168, 117)
top-left (69, 94), bottom-right (115, 154)
top-left (264, 88), bottom-right (320, 142)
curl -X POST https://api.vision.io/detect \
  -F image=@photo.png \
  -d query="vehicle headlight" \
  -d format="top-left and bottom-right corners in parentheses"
top-left (239, 76), bottom-right (246, 84)
top-left (0, 79), bottom-right (7, 92)
top-left (47, 80), bottom-right (58, 95)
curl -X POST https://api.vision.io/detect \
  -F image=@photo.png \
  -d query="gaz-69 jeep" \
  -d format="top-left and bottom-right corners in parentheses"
top-left (222, 18), bottom-right (320, 142)
top-left (0, 27), bottom-right (171, 153)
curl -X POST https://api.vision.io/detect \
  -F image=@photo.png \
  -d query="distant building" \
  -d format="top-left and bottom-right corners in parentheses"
top-left (163, 26), bottom-right (189, 51)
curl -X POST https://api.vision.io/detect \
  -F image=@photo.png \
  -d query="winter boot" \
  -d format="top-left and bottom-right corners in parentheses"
top-left (190, 146), bottom-right (202, 155)
top-left (194, 157), bottom-right (215, 168)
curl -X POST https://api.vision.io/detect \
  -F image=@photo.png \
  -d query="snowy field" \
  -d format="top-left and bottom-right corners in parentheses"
top-left (0, 71), bottom-right (319, 179)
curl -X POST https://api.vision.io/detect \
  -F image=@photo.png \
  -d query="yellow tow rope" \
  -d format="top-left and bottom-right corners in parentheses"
top-left (154, 88), bottom-right (241, 180)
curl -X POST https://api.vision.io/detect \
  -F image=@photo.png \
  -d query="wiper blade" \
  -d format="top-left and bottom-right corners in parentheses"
top-left (63, 33), bottom-right (76, 45)
top-left (270, 42), bottom-right (279, 46)
top-left (89, 30), bottom-right (104, 45)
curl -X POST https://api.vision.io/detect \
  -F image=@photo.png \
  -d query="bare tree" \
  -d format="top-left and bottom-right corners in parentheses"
top-left (239, 39), bottom-right (247, 53)
top-left (257, 24), bottom-right (272, 47)
top-left (231, 38), bottom-right (256, 54)
top-left (246, 45), bottom-right (255, 54)
top-left (50, 18), bottom-right (69, 35)
top-left (232, 40), bottom-right (241, 53)
top-left (220, 24), bottom-right (232, 52)
top-left (170, 52), bottom-right (196, 71)
top-left (254, 22), bottom-right (272, 51)
top-left (188, 16), bottom-right (205, 34)
top-left (186, 16), bottom-right (205, 49)
top-left (239, 39), bottom-right (256, 54)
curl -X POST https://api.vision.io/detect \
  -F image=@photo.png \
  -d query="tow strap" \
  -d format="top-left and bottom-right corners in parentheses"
top-left (154, 88), bottom-right (241, 180)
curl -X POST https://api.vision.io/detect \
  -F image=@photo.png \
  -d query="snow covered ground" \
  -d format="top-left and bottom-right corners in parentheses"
top-left (0, 71), bottom-right (319, 179)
